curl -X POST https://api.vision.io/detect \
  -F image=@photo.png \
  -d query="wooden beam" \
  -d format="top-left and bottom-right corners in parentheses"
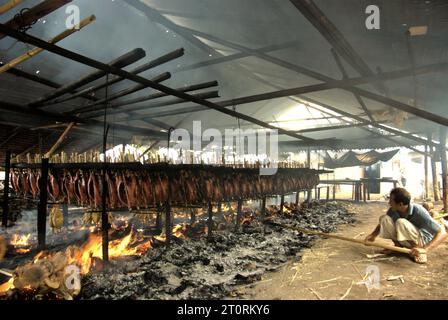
top-left (84, 80), bottom-right (219, 118)
top-left (0, 0), bottom-right (26, 15)
top-left (44, 122), bottom-right (76, 158)
top-left (180, 27), bottom-right (448, 128)
top-left (0, 23), bottom-right (342, 145)
top-left (0, 15), bottom-right (96, 74)
top-left (72, 72), bottom-right (172, 114)
top-left (330, 48), bottom-right (376, 123)
top-left (30, 48), bottom-right (147, 108)
top-left (0, 100), bottom-right (167, 139)
top-left (0, 0), bottom-right (72, 40)
top-left (55, 48), bottom-right (185, 105)
top-left (289, 0), bottom-right (385, 93)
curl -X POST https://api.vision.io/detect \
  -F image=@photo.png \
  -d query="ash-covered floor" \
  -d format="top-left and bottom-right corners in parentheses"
top-left (79, 202), bottom-right (356, 300)
top-left (242, 201), bottom-right (448, 300)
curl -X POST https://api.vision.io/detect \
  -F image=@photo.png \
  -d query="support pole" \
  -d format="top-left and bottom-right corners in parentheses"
top-left (439, 127), bottom-right (448, 212)
top-left (235, 199), bottom-right (242, 232)
top-left (207, 202), bottom-right (213, 239)
top-left (307, 189), bottom-right (312, 205)
top-left (307, 147), bottom-right (311, 168)
top-left (62, 202), bottom-right (68, 228)
top-left (295, 192), bottom-right (299, 206)
top-left (190, 207), bottom-right (196, 225)
top-left (38, 157), bottom-right (49, 250)
top-left (2, 150), bottom-right (11, 227)
top-left (261, 196), bottom-right (266, 216)
top-left (326, 186), bottom-right (330, 202)
top-left (429, 133), bottom-right (440, 201)
top-left (101, 161), bottom-right (109, 263)
top-left (165, 201), bottom-right (171, 245)
top-left (425, 144), bottom-right (429, 200)
top-left (156, 205), bottom-right (162, 232)
top-left (279, 195), bottom-right (285, 213)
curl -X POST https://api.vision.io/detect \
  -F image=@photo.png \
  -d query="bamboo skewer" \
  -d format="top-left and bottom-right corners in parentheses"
top-left (0, 0), bottom-right (26, 15)
top-left (0, 15), bottom-right (96, 74)
top-left (267, 221), bottom-right (412, 254)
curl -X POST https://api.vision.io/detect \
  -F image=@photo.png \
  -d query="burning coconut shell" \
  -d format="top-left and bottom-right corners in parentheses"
top-left (12, 251), bottom-right (81, 300)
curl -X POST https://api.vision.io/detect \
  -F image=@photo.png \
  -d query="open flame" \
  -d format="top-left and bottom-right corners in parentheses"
top-left (11, 234), bottom-right (31, 246)
top-left (10, 234), bottom-right (32, 254)
top-left (65, 231), bottom-right (152, 274)
top-left (154, 223), bottom-right (187, 242)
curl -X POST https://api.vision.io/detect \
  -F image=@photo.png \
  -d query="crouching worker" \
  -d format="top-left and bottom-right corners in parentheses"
top-left (365, 187), bottom-right (447, 264)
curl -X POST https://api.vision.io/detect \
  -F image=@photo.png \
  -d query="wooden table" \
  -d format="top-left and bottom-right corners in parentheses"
top-left (319, 179), bottom-right (363, 202)
top-left (360, 178), bottom-right (398, 201)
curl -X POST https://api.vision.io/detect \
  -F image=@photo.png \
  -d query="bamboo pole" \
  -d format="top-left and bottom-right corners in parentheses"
top-left (0, 0), bottom-right (25, 15)
top-left (44, 122), bottom-right (76, 158)
top-left (0, 15), bottom-right (95, 74)
top-left (267, 221), bottom-right (412, 254)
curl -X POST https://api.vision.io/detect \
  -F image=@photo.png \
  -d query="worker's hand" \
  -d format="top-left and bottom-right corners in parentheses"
top-left (364, 233), bottom-right (376, 244)
top-left (409, 247), bottom-right (426, 258)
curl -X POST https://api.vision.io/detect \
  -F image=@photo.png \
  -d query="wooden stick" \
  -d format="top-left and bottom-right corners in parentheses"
top-left (0, 0), bottom-right (25, 15)
top-left (267, 221), bottom-right (412, 254)
top-left (0, 269), bottom-right (13, 277)
top-left (44, 122), bottom-right (76, 158)
top-left (0, 15), bottom-right (95, 74)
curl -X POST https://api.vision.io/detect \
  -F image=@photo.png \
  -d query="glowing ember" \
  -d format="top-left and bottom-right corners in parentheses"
top-left (153, 224), bottom-right (187, 242)
top-left (172, 224), bottom-right (186, 240)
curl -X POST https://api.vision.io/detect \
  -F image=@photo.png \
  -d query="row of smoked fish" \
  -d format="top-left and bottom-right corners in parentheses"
top-left (9, 168), bottom-right (319, 209)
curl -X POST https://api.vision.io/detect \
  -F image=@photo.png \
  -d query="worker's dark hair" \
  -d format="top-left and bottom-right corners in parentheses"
top-left (390, 187), bottom-right (411, 205)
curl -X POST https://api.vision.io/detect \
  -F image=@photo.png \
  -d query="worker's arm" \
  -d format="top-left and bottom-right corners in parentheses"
top-left (365, 224), bottom-right (380, 243)
top-left (424, 226), bottom-right (448, 252)
top-left (409, 224), bottom-right (447, 258)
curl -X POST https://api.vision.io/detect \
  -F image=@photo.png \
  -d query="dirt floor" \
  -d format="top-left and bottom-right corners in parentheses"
top-left (240, 201), bottom-right (448, 300)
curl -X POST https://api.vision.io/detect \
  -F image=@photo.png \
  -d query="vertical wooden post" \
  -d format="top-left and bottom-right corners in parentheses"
top-left (439, 127), bottom-right (448, 212)
top-left (235, 199), bottom-right (242, 231)
top-left (62, 203), bottom-right (69, 228)
top-left (165, 201), bottom-right (171, 244)
top-left (2, 150), bottom-right (11, 227)
top-left (156, 205), bottom-right (163, 232)
top-left (317, 188), bottom-right (321, 201)
top-left (424, 144), bottom-right (429, 199)
top-left (307, 147), bottom-right (311, 168)
top-left (190, 208), bottom-right (196, 224)
top-left (429, 133), bottom-right (440, 201)
top-left (295, 192), bottom-right (299, 206)
top-left (333, 185), bottom-right (336, 200)
top-left (307, 189), bottom-right (312, 205)
top-left (326, 186), bottom-right (330, 202)
top-left (101, 165), bottom-right (109, 263)
top-left (38, 157), bottom-right (49, 250)
top-left (280, 195), bottom-right (285, 213)
top-left (207, 202), bottom-right (213, 239)
top-left (261, 196), bottom-right (266, 216)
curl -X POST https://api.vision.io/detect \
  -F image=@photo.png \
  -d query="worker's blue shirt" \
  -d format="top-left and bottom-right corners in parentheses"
top-left (387, 203), bottom-right (441, 245)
